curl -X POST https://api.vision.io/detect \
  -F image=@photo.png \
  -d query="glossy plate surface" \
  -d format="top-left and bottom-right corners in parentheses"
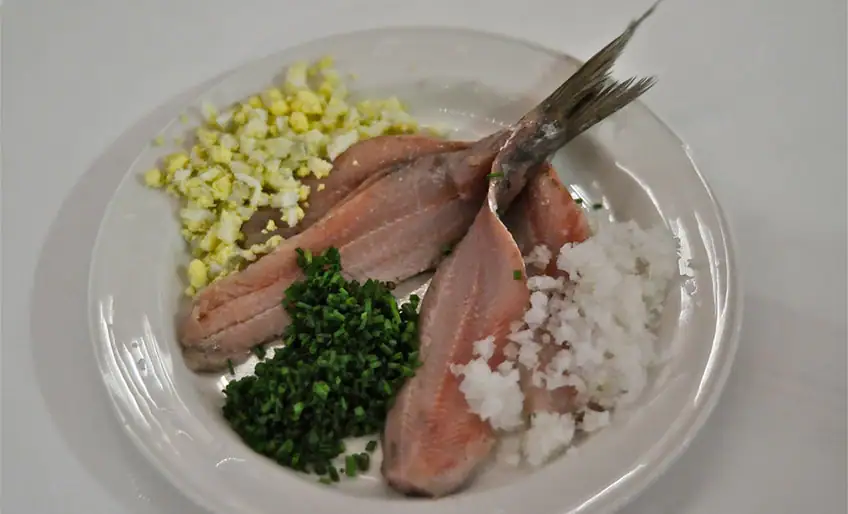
top-left (88, 26), bottom-right (741, 514)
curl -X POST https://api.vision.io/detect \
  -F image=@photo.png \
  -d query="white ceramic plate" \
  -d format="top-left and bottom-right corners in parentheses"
top-left (88, 27), bottom-right (741, 514)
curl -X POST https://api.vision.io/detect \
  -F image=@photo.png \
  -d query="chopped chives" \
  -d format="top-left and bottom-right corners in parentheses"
top-left (345, 455), bottom-right (358, 477)
top-left (574, 198), bottom-right (584, 204)
top-left (592, 202), bottom-right (603, 210)
top-left (513, 269), bottom-right (522, 280)
top-left (221, 248), bottom-right (421, 481)
top-left (328, 465), bottom-right (340, 482)
top-left (312, 381), bottom-right (330, 399)
top-left (486, 172), bottom-right (504, 179)
top-left (365, 440), bottom-right (378, 453)
top-left (356, 452), bottom-right (370, 471)
top-left (226, 359), bottom-right (235, 376)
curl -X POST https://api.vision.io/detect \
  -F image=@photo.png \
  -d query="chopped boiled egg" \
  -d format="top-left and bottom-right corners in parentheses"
top-left (142, 56), bottom-right (426, 296)
top-left (326, 130), bottom-right (359, 161)
top-left (187, 259), bottom-right (209, 289)
top-left (144, 168), bottom-right (164, 187)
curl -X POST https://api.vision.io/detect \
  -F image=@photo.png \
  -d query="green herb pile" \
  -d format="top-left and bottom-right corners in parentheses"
top-left (222, 247), bottom-right (421, 481)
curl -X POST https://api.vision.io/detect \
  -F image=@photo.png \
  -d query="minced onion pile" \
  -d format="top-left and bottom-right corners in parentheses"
top-left (222, 248), bottom-right (421, 482)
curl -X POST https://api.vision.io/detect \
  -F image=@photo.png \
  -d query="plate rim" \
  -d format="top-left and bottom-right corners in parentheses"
top-left (86, 24), bottom-right (742, 514)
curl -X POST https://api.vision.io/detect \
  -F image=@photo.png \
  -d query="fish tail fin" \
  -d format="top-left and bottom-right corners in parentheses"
top-left (488, 2), bottom-right (660, 211)
top-left (533, 0), bottom-right (659, 132)
top-left (504, 1), bottom-right (661, 162)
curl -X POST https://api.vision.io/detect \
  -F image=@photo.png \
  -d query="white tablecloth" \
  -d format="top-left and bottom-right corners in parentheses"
top-left (4, 0), bottom-right (846, 512)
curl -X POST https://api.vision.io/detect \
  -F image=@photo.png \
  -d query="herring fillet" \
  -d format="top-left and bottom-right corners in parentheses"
top-left (505, 164), bottom-right (590, 415)
top-left (178, 136), bottom-right (503, 371)
top-left (380, 4), bottom-right (660, 496)
top-left (505, 164), bottom-right (590, 275)
top-left (241, 134), bottom-right (470, 247)
top-left (381, 187), bottom-right (530, 497)
top-left (378, 167), bottom-right (589, 479)
top-left (179, 2), bottom-right (660, 374)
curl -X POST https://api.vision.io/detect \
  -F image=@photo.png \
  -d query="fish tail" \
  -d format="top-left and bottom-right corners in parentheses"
top-left (488, 2), bottom-right (660, 211)
top-left (503, 1), bottom-right (661, 164)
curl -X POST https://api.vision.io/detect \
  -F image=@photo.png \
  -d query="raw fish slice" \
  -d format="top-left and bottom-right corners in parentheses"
top-left (505, 163), bottom-right (590, 275)
top-left (241, 134), bottom-right (470, 247)
top-left (381, 187), bottom-right (530, 497)
top-left (178, 137), bottom-right (503, 371)
top-left (381, 6), bottom-right (659, 495)
top-left (504, 165), bottom-right (590, 415)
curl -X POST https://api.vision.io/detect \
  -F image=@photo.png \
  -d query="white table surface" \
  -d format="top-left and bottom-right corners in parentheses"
top-left (3, 0), bottom-right (846, 512)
